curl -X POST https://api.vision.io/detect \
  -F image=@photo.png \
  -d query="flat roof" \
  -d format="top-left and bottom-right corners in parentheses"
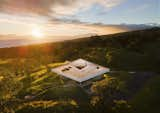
top-left (51, 59), bottom-right (110, 83)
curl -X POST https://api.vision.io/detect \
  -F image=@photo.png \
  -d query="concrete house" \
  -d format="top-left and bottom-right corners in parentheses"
top-left (52, 59), bottom-right (110, 84)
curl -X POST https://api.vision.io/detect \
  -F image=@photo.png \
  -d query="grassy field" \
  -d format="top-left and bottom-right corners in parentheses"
top-left (0, 28), bottom-right (160, 113)
top-left (130, 76), bottom-right (160, 113)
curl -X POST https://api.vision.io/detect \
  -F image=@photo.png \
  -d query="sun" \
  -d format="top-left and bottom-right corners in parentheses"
top-left (31, 28), bottom-right (44, 38)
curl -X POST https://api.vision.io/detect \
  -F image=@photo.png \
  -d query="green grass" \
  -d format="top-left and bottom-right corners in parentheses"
top-left (39, 85), bottom-right (89, 102)
top-left (0, 59), bottom-right (12, 65)
top-left (15, 100), bottom-right (78, 113)
top-left (130, 75), bottom-right (160, 113)
top-left (30, 69), bottom-right (48, 78)
top-left (48, 62), bottom-right (68, 68)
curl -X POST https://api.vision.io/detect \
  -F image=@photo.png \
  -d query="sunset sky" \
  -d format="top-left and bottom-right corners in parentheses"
top-left (0, 0), bottom-right (159, 36)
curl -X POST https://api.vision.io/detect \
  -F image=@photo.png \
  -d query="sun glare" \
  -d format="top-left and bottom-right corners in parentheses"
top-left (32, 28), bottom-right (44, 38)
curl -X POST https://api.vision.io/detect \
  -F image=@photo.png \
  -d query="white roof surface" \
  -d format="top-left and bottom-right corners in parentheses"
top-left (51, 59), bottom-right (110, 83)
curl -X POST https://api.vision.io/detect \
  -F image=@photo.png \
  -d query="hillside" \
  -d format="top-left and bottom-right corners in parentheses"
top-left (0, 27), bottom-right (160, 71)
top-left (0, 28), bottom-right (160, 113)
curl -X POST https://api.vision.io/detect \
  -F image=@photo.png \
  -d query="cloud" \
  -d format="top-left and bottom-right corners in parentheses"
top-left (0, 0), bottom-right (125, 17)
top-left (3, 0), bottom-right (150, 36)
top-left (44, 18), bottom-right (153, 36)
top-left (51, 0), bottom-right (125, 16)
top-left (0, 0), bottom-right (126, 30)
top-left (0, 0), bottom-right (54, 16)
top-left (0, 12), bottom-right (153, 37)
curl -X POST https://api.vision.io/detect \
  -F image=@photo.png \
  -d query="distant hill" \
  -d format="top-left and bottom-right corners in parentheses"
top-left (0, 27), bottom-right (160, 71)
top-left (0, 24), bottom-right (157, 48)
